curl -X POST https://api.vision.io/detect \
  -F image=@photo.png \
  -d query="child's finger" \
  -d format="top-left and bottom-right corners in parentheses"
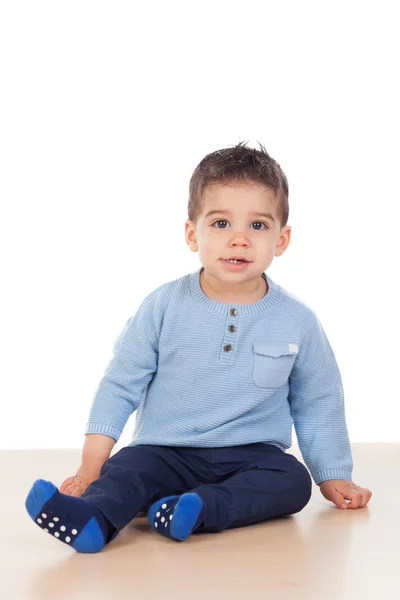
top-left (63, 485), bottom-right (75, 496)
top-left (63, 480), bottom-right (79, 495)
top-left (355, 488), bottom-right (372, 508)
top-left (328, 488), bottom-right (347, 509)
top-left (60, 476), bottom-right (74, 492)
top-left (343, 488), bottom-right (363, 508)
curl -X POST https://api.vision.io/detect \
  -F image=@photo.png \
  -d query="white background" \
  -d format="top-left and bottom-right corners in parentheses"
top-left (1, 1), bottom-right (399, 450)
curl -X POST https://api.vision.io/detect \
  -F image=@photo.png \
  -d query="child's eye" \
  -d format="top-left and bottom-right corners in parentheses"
top-left (212, 220), bottom-right (268, 230)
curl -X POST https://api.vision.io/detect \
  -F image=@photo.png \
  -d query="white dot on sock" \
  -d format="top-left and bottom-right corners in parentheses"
top-left (161, 503), bottom-right (167, 509)
top-left (54, 532), bottom-right (60, 538)
top-left (71, 529), bottom-right (78, 535)
top-left (156, 512), bottom-right (160, 517)
top-left (44, 528), bottom-right (49, 533)
top-left (65, 536), bottom-right (71, 543)
top-left (165, 522), bottom-right (167, 527)
top-left (53, 517), bottom-right (59, 522)
top-left (37, 518), bottom-right (42, 524)
top-left (170, 515), bottom-right (173, 520)
top-left (155, 522), bottom-right (158, 528)
top-left (161, 517), bottom-right (165, 523)
top-left (41, 513), bottom-right (47, 519)
top-left (49, 523), bottom-right (54, 528)
top-left (60, 525), bottom-right (66, 532)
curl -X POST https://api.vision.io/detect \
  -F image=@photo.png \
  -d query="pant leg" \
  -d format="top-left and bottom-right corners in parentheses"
top-left (81, 445), bottom-right (202, 531)
top-left (192, 444), bottom-right (312, 533)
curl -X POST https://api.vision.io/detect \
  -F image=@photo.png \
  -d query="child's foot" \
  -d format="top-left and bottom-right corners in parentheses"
top-left (25, 479), bottom-right (117, 553)
top-left (147, 492), bottom-right (205, 541)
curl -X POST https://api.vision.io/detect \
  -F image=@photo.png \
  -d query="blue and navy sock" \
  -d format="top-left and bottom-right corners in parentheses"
top-left (147, 493), bottom-right (205, 541)
top-left (25, 479), bottom-right (117, 553)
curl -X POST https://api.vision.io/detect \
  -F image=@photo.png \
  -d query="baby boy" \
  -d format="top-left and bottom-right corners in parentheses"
top-left (25, 141), bottom-right (372, 552)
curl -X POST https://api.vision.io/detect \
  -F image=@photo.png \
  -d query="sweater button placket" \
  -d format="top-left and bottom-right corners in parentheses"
top-left (223, 307), bottom-right (238, 353)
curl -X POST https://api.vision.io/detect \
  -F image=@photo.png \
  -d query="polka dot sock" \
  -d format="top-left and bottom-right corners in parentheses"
top-left (25, 479), bottom-right (116, 553)
top-left (147, 492), bottom-right (205, 541)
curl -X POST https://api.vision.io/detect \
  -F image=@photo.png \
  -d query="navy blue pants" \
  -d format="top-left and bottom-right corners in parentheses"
top-left (81, 443), bottom-right (312, 534)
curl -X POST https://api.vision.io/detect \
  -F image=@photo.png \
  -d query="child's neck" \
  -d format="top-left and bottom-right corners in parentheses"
top-left (200, 269), bottom-right (268, 304)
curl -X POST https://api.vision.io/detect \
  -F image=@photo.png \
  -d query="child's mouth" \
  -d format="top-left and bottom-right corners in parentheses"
top-left (220, 259), bottom-right (250, 271)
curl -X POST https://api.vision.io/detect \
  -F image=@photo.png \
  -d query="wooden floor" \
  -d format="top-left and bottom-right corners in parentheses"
top-left (2, 444), bottom-right (398, 599)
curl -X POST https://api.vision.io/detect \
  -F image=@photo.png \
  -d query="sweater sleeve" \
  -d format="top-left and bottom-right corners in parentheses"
top-left (84, 291), bottom-right (159, 442)
top-left (288, 311), bottom-right (353, 485)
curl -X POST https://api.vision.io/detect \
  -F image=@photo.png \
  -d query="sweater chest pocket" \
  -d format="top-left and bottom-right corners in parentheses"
top-left (253, 342), bottom-right (298, 388)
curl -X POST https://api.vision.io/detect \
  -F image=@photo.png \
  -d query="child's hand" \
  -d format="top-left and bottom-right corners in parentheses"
top-left (59, 466), bottom-right (100, 497)
top-left (318, 479), bottom-right (372, 509)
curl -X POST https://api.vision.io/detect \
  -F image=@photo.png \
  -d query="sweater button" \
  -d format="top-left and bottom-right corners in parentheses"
top-left (223, 344), bottom-right (232, 352)
top-left (230, 308), bottom-right (238, 316)
top-left (228, 325), bottom-right (236, 333)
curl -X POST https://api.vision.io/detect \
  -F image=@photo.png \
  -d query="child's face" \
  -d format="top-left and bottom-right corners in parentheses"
top-left (185, 182), bottom-right (291, 284)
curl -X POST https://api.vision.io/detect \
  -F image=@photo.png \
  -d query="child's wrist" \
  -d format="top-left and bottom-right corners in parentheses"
top-left (77, 462), bottom-right (103, 482)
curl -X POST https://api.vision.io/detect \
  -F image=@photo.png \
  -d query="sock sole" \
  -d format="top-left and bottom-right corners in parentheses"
top-left (25, 479), bottom-right (107, 553)
top-left (148, 493), bottom-right (204, 541)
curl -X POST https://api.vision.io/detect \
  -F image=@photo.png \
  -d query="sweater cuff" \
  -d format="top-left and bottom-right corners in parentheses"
top-left (85, 422), bottom-right (122, 442)
top-left (312, 469), bottom-right (353, 485)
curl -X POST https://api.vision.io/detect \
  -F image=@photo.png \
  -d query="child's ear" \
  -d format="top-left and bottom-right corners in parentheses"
top-left (275, 225), bottom-right (291, 256)
top-left (185, 220), bottom-right (198, 250)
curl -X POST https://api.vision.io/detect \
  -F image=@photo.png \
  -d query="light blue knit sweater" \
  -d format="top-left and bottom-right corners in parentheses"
top-left (85, 267), bottom-right (353, 485)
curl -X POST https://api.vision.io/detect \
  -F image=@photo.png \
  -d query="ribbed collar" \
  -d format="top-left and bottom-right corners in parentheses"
top-left (189, 266), bottom-right (280, 316)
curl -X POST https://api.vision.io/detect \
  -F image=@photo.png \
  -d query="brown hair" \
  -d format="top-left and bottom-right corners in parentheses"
top-left (188, 140), bottom-right (289, 228)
